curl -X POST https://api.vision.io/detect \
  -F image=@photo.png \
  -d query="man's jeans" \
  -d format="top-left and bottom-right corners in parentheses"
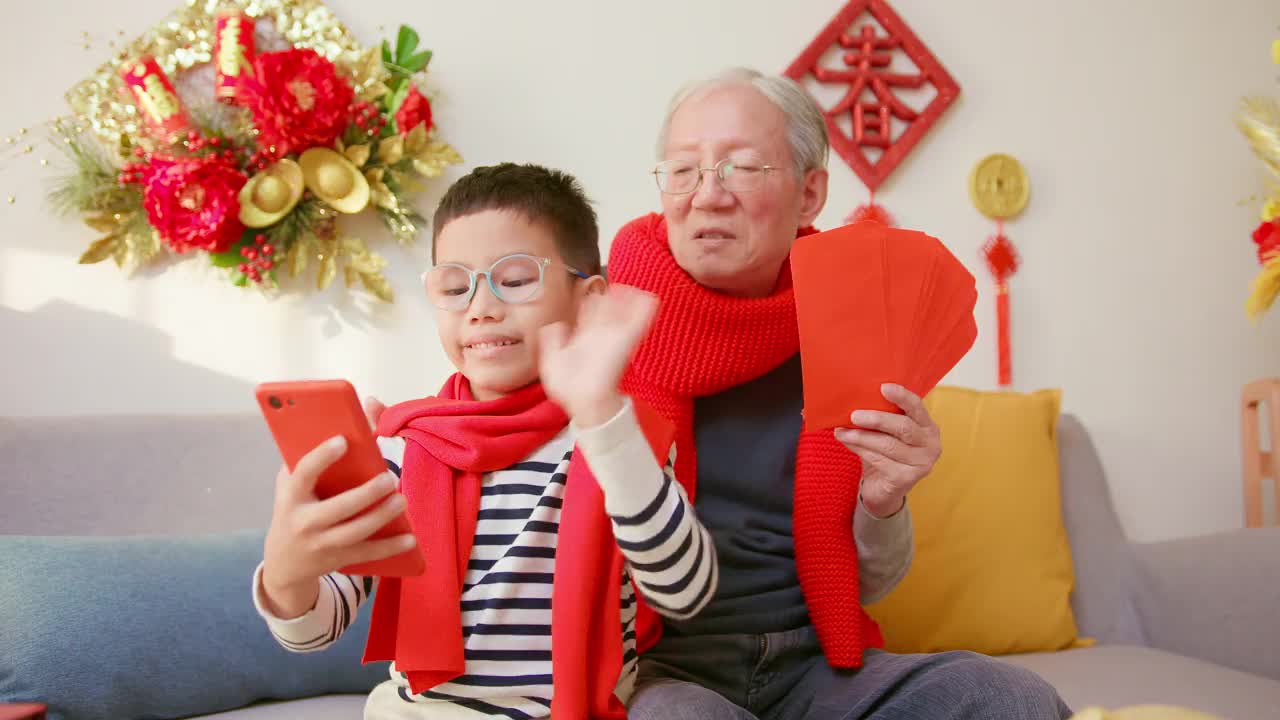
top-left (628, 626), bottom-right (1071, 720)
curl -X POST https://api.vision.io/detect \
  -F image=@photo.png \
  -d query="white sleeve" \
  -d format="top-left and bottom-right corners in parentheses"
top-left (575, 399), bottom-right (719, 620)
top-left (251, 564), bottom-right (374, 653)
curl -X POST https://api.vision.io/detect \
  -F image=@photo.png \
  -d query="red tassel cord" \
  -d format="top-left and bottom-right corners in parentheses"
top-left (845, 191), bottom-right (896, 226)
top-left (982, 220), bottom-right (1019, 387)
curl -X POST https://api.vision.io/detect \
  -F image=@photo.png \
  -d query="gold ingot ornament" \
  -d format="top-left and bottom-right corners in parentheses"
top-left (239, 159), bottom-right (304, 228)
top-left (300, 147), bottom-right (370, 214)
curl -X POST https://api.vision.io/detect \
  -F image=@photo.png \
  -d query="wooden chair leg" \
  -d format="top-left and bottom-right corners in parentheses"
top-left (1241, 379), bottom-right (1280, 528)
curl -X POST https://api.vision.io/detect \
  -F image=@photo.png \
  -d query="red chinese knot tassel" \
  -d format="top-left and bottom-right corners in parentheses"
top-left (982, 222), bottom-right (1019, 387)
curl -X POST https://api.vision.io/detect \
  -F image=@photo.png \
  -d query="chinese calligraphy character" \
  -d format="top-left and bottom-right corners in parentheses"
top-left (135, 75), bottom-right (181, 123)
top-left (812, 23), bottom-right (925, 149)
top-left (218, 21), bottom-right (251, 77)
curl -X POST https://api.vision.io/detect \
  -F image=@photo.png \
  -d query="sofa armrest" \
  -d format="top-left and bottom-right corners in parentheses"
top-left (1056, 414), bottom-right (1146, 645)
top-left (1132, 527), bottom-right (1280, 680)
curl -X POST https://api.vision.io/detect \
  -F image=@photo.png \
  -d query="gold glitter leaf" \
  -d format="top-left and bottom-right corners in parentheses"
top-left (345, 143), bottom-right (371, 167)
top-left (359, 270), bottom-right (394, 303)
top-left (404, 123), bottom-right (428, 156)
top-left (111, 235), bottom-right (129, 267)
top-left (351, 251), bottom-right (386, 275)
top-left (370, 179), bottom-right (398, 211)
top-left (377, 135), bottom-right (404, 165)
top-left (317, 253), bottom-right (336, 290)
top-left (127, 229), bottom-right (162, 268)
top-left (377, 205), bottom-right (421, 247)
top-left (338, 236), bottom-right (367, 256)
top-left (287, 235), bottom-right (313, 278)
top-left (412, 138), bottom-right (462, 178)
top-left (1238, 97), bottom-right (1280, 180)
top-left (346, 46), bottom-right (392, 103)
top-left (84, 213), bottom-right (122, 234)
top-left (78, 234), bottom-right (121, 264)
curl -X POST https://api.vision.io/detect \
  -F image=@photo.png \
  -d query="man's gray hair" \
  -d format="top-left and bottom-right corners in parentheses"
top-left (655, 67), bottom-right (830, 173)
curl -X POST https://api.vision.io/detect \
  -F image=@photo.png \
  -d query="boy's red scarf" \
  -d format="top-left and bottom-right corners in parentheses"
top-left (608, 213), bottom-right (884, 667)
top-left (363, 376), bottom-right (672, 719)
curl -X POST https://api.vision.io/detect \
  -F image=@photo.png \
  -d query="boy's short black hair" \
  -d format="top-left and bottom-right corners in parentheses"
top-left (432, 163), bottom-right (601, 275)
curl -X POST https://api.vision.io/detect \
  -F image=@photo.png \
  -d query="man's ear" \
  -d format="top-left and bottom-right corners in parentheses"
top-left (798, 167), bottom-right (829, 228)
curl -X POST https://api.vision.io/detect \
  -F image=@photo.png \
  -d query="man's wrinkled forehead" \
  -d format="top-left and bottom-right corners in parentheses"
top-left (664, 84), bottom-right (790, 158)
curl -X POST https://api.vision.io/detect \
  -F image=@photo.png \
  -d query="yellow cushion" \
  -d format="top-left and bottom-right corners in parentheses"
top-left (865, 386), bottom-right (1090, 655)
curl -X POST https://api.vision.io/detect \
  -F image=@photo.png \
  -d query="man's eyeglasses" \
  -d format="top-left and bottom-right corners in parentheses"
top-left (652, 158), bottom-right (782, 195)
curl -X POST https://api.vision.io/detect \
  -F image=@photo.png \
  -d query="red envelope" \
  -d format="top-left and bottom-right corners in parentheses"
top-left (0, 705), bottom-right (46, 720)
top-left (791, 221), bottom-right (978, 431)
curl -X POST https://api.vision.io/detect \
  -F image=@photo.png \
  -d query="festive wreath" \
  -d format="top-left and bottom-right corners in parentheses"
top-left (1239, 36), bottom-right (1280, 320)
top-left (50, 0), bottom-right (461, 302)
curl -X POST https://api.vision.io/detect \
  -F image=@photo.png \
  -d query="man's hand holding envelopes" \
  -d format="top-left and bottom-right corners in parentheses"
top-left (791, 220), bottom-right (978, 516)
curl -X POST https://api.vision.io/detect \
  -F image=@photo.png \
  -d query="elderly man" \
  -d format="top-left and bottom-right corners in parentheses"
top-left (608, 68), bottom-right (1070, 720)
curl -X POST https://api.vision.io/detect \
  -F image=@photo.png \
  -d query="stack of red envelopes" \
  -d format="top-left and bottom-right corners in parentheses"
top-left (791, 221), bottom-right (978, 431)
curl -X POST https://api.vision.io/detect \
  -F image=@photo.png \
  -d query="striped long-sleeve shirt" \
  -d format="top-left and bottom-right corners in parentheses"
top-left (252, 399), bottom-right (717, 719)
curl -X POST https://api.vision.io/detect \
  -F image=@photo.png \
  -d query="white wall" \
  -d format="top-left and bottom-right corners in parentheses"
top-left (2, 0), bottom-right (1278, 542)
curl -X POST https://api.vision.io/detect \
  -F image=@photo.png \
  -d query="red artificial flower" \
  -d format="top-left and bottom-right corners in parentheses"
top-left (395, 86), bottom-right (434, 136)
top-left (1253, 219), bottom-right (1280, 264)
top-left (143, 155), bottom-right (247, 254)
top-left (241, 48), bottom-right (355, 155)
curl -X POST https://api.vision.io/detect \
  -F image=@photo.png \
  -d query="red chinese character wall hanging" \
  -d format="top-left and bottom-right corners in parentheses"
top-left (785, 0), bottom-right (959, 225)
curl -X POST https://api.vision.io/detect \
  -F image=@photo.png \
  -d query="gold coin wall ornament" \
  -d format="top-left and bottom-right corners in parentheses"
top-left (969, 153), bottom-right (1029, 220)
top-left (969, 153), bottom-right (1030, 387)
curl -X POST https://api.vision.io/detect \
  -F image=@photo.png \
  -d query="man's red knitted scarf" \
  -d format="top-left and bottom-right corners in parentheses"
top-left (608, 213), bottom-right (884, 666)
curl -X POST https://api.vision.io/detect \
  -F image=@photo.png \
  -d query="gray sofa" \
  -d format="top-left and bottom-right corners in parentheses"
top-left (2, 412), bottom-right (1279, 718)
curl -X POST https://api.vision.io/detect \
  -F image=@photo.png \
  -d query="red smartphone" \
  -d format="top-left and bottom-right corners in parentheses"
top-left (255, 379), bottom-right (424, 577)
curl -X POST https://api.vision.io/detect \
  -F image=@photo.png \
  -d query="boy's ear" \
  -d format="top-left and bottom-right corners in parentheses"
top-left (576, 274), bottom-right (608, 300)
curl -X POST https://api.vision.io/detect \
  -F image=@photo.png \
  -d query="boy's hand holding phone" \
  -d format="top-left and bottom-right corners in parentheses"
top-left (261, 436), bottom-right (416, 619)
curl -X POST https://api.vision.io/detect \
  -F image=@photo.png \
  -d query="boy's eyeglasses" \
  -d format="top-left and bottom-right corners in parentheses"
top-left (422, 253), bottom-right (590, 311)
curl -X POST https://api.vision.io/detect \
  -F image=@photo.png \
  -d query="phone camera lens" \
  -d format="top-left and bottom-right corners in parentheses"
top-left (268, 396), bottom-right (283, 409)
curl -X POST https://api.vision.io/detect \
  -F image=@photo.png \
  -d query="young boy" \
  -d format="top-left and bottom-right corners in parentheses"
top-left (251, 163), bottom-right (717, 719)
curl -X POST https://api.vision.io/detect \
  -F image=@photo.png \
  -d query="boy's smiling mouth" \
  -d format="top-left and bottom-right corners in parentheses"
top-left (463, 334), bottom-right (523, 357)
